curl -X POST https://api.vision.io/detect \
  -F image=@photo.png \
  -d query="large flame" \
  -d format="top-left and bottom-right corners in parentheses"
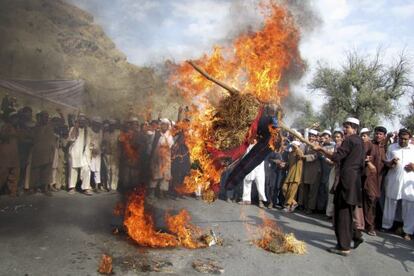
top-left (124, 191), bottom-right (179, 248)
top-left (165, 210), bottom-right (206, 249)
top-left (123, 190), bottom-right (206, 248)
top-left (170, 2), bottom-right (303, 197)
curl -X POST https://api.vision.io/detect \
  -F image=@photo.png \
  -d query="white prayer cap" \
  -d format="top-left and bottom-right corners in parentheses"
top-left (360, 128), bottom-right (370, 134)
top-left (308, 129), bottom-right (318, 136)
top-left (50, 113), bottom-right (61, 119)
top-left (291, 141), bottom-right (301, 146)
top-left (344, 117), bottom-right (360, 126)
top-left (91, 116), bottom-right (102, 123)
top-left (333, 128), bottom-right (343, 135)
top-left (321, 130), bottom-right (332, 136)
top-left (129, 117), bottom-right (139, 123)
top-left (160, 118), bottom-right (170, 125)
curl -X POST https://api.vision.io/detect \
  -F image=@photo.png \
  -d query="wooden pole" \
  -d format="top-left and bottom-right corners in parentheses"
top-left (187, 61), bottom-right (240, 97)
top-left (279, 121), bottom-right (315, 148)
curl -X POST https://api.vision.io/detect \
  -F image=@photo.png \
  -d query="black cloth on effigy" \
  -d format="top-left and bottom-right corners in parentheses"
top-left (224, 112), bottom-right (277, 190)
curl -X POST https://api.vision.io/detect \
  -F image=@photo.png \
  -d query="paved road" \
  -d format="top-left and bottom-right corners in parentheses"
top-left (0, 191), bottom-right (413, 276)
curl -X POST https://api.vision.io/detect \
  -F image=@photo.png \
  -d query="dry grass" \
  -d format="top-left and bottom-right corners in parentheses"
top-left (211, 93), bottom-right (260, 150)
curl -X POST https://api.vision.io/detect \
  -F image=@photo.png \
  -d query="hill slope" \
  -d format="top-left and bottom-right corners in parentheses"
top-left (0, 0), bottom-right (179, 118)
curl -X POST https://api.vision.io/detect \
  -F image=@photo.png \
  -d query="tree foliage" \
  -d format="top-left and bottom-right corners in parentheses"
top-left (291, 99), bottom-right (320, 130)
top-left (402, 95), bottom-right (414, 132)
top-left (309, 50), bottom-right (413, 129)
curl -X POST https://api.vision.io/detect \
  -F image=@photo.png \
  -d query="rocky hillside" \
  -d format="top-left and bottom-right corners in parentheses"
top-left (0, 0), bottom-right (180, 119)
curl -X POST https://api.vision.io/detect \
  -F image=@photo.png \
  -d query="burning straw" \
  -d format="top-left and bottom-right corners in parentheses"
top-left (211, 92), bottom-right (260, 150)
top-left (188, 60), bottom-right (261, 151)
top-left (255, 219), bottom-right (306, 255)
top-left (98, 254), bottom-right (113, 275)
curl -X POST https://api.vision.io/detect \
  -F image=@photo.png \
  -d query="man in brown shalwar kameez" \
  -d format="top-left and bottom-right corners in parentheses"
top-left (314, 117), bottom-right (365, 256)
top-left (363, 126), bottom-right (387, 236)
top-left (30, 111), bottom-right (56, 196)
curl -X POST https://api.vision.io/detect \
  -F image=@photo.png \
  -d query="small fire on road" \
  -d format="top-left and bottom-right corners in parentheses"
top-left (121, 189), bottom-right (217, 249)
top-left (255, 218), bottom-right (306, 255)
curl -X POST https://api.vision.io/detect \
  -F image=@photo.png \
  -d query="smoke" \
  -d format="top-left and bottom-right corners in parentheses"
top-left (66, 0), bottom-right (321, 119)
top-left (66, 0), bottom-right (319, 66)
top-left (277, 0), bottom-right (321, 121)
top-left (283, 0), bottom-right (321, 35)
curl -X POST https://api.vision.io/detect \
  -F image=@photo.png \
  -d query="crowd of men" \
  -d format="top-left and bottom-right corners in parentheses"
top-left (1, 95), bottom-right (413, 255)
top-left (0, 95), bottom-right (191, 199)
top-left (219, 117), bottom-right (414, 252)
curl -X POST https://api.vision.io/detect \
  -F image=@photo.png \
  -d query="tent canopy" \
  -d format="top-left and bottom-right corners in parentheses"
top-left (0, 79), bottom-right (84, 110)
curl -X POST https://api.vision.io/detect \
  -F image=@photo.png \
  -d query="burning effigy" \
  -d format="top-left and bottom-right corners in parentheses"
top-left (120, 0), bottom-right (307, 255)
top-left (169, 1), bottom-right (304, 200)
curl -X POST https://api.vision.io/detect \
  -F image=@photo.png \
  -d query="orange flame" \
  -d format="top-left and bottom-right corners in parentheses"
top-left (165, 210), bottom-right (206, 249)
top-left (123, 190), bottom-right (206, 248)
top-left (170, 2), bottom-right (303, 198)
top-left (113, 202), bottom-right (125, 217)
top-left (255, 217), bottom-right (282, 249)
top-left (98, 254), bottom-right (113, 275)
top-left (119, 131), bottom-right (139, 163)
top-left (252, 210), bottom-right (307, 254)
top-left (124, 191), bottom-right (178, 248)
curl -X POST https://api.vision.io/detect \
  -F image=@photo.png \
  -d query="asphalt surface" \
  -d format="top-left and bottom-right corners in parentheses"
top-left (0, 191), bottom-right (413, 276)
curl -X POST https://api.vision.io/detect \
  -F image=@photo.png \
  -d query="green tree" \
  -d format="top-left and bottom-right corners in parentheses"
top-left (291, 99), bottom-right (320, 130)
top-left (402, 95), bottom-right (414, 132)
top-left (309, 50), bottom-right (413, 129)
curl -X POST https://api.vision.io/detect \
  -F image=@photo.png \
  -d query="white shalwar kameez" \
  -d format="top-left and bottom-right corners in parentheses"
top-left (68, 127), bottom-right (91, 190)
top-left (242, 144), bottom-right (267, 202)
top-left (382, 143), bottom-right (414, 235)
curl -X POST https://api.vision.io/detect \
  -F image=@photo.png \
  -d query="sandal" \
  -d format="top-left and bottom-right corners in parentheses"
top-left (83, 189), bottom-right (93, 196)
top-left (327, 247), bottom-right (350, 256)
top-left (258, 201), bottom-right (265, 209)
top-left (290, 203), bottom-right (298, 212)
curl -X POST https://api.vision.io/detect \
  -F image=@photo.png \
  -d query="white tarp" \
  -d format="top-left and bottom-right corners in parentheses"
top-left (0, 79), bottom-right (84, 110)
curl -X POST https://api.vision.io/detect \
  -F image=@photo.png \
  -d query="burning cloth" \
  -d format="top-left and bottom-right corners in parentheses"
top-left (225, 106), bottom-right (280, 190)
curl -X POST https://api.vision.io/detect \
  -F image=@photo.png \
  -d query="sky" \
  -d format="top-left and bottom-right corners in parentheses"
top-left (69, 0), bottom-right (414, 128)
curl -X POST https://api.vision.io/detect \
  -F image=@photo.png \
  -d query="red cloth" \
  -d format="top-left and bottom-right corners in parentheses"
top-left (206, 106), bottom-right (263, 161)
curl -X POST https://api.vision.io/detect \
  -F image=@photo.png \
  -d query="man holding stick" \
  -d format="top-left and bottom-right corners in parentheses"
top-left (312, 117), bottom-right (365, 256)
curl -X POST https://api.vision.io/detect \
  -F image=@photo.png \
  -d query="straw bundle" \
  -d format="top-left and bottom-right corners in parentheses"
top-left (211, 93), bottom-right (260, 150)
top-left (256, 227), bottom-right (307, 255)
